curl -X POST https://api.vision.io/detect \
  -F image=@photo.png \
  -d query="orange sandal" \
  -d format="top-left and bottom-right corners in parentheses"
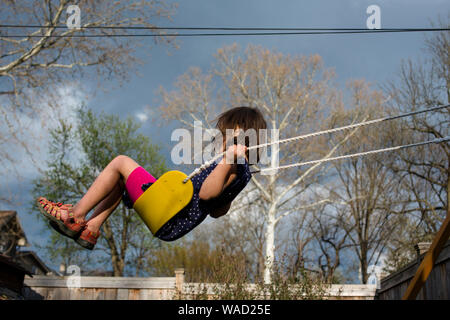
top-left (37, 197), bottom-right (86, 239)
top-left (75, 228), bottom-right (100, 250)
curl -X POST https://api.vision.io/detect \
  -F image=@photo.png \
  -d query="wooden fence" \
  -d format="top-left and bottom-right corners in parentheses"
top-left (23, 271), bottom-right (182, 300)
top-left (22, 268), bottom-right (376, 300)
top-left (22, 241), bottom-right (450, 300)
top-left (182, 283), bottom-right (376, 300)
top-left (376, 239), bottom-right (450, 300)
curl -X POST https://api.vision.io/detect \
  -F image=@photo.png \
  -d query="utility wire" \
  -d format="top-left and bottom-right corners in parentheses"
top-left (0, 24), bottom-right (448, 31)
top-left (0, 25), bottom-right (448, 38)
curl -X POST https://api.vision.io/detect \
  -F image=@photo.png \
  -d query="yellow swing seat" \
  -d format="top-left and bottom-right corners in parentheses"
top-left (133, 170), bottom-right (194, 235)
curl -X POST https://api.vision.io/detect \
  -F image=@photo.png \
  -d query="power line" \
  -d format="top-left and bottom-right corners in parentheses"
top-left (0, 26), bottom-right (448, 38)
top-left (1, 30), bottom-right (447, 38)
top-left (0, 24), bottom-right (447, 31)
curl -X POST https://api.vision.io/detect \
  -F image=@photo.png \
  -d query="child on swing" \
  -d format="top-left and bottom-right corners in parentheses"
top-left (37, 106), bottom-right (267, 250)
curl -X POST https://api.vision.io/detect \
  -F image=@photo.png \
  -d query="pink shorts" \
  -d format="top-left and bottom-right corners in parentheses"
top-left (125, 167), bottom-right (157, 205)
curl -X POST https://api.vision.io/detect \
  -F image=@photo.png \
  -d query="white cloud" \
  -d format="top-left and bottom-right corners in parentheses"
top-left (0, 82), bottom-right (87, 186)
top-left (135, 105), bottom-right (158, 123)
top-left (135, 111), bottom-right (149, 122)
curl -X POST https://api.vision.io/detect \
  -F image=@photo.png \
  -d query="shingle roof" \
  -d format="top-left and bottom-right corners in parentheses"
top-left (15, 251), bottom-right (52, 275)
top-left (0, 211), bottom-right (29, 247)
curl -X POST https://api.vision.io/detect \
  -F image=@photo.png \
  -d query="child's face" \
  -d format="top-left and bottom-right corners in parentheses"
top-left (222, 126), bottom-right (241, 150)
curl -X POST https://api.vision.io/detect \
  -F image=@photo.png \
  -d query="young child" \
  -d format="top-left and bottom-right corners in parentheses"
top-left (37, 106), bottom-right (267, 250)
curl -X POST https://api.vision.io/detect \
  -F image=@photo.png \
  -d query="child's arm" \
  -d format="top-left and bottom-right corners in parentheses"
top-left (209, 202), bottom-right (231, 219)
top-left (199, 144), bottom-right (247, 201)
top-left (198, 161), bottom-right (233, 201)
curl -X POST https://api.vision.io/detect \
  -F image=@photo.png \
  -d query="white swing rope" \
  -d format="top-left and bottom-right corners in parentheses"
top-left (183, 104), bottom-right (450, 182)
top-left (252, 136), bottom-right (449, 173)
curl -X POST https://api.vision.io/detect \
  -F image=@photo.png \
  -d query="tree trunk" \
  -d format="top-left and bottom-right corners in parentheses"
top-left (263, 204), bottom-right (276, 284)
top-left (360, 244), bottom-right (368, 284)
top-left (103, 220), bottom-right (124, 276)
top-left (263, 128), bottom-right (279, 285)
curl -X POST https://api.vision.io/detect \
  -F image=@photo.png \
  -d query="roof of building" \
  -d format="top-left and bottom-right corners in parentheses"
top-left (14, 251), bottom-right (52, 275)
top-left (0, 253), bottom-right (32, 276)
top-left (0, 211), bottom-right (29, 247)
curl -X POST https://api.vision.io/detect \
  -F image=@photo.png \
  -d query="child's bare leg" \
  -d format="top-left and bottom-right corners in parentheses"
top-left (84, 180), bottom-right (125, 233)
top-left (72, 155), bottom-right (140, 221)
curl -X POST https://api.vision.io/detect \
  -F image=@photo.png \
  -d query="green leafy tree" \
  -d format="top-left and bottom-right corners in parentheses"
top-left (32, 107), bottom-right (167, 276)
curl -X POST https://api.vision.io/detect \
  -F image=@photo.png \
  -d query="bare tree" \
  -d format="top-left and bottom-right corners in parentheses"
top-left (381, 21), bottom-right (449, 269)
top-left (307, 204), bottom-right (352, 283)
top-left (0, 0), bottom-right (177, 203)
top-left (324, 81), bottom-right (405, 283)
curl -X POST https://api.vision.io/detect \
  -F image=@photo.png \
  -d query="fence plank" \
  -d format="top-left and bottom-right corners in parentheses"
top-left (129, 289), bottom-right (140, 300)
top-left (444, 262), bottom-right (450, 299)
top-left (52, 287), bottom-right (69, 300)
top-left (117, 288), bottom-right (129, 300)
top-left (93, 288), bottom-right (105, 300)
top-left (139, 289), bottom-right (149, 300)
top-left (104, 288), bottom-right (117, 300)
top-left (80, 288), bottom-right (94, 300)
top-left (69, 288), bottom-right (81, 300)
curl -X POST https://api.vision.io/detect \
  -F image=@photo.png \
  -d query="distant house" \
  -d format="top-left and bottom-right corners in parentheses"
top-left (0, 210), bottom-right (28, 257)
top-left (0, 253), bottom-right (32, 298)
top-left (15, 251), bottom-right (52, 275)
top-left (0, 211), bottom-right (52, 275)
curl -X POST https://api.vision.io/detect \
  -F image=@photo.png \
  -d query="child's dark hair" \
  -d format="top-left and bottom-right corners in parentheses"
top-left (216, 106), bottom-right (267, 163)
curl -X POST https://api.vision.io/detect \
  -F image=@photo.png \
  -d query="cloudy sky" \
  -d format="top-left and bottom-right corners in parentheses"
top-left (3, 0), bottom-right (448, 275)
top-left (91, 0), bottom-right (449, 149)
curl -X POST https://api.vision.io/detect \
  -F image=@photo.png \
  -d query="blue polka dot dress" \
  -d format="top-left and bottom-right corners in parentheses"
top-left (154, 159), bottom-right (252, 242)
